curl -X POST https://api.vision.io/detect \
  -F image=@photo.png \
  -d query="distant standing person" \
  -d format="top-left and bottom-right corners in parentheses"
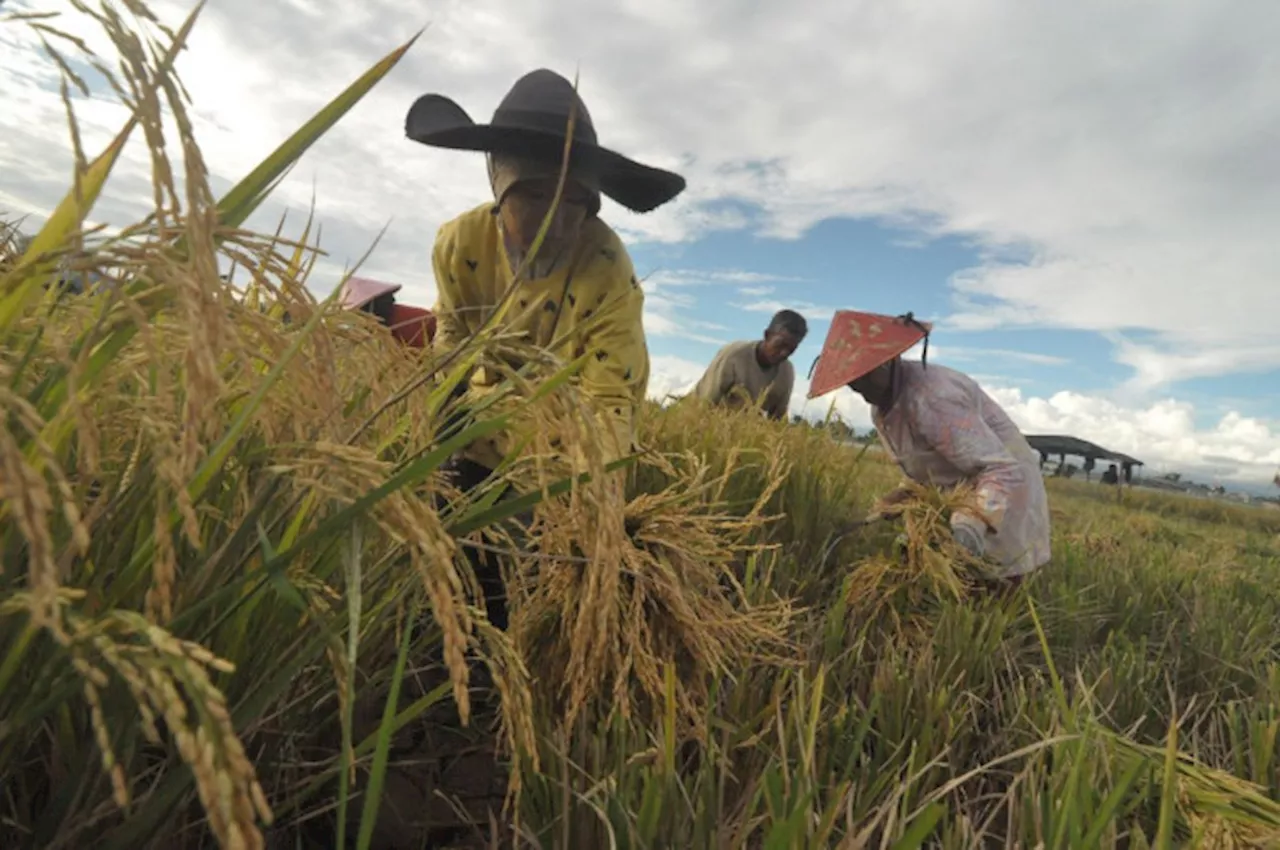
top-left (1101, 464), bottom-right (1120, 486)
top-left (692, 310), bottom-right (808, 420)
top-left (808, 310), bottom-right (1051, 588)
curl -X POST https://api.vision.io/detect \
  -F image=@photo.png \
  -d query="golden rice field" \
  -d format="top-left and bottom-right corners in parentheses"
top-left (3, 3), bottom-right (1280, 848)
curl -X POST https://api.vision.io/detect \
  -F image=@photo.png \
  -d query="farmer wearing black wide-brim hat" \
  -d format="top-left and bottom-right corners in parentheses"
top-left (406, 69), bottom-right (686, 629)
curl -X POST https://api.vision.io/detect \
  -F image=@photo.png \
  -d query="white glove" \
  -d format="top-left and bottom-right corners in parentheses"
top-left (951, 514), bottom-right (988, 559)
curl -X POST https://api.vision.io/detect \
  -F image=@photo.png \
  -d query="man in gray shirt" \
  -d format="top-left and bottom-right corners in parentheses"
top-left (692, 310), bottom-right (808, 420)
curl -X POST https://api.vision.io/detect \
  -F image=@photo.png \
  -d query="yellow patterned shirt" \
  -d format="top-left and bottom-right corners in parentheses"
top-left (430, 203), bottom-right (650, 470)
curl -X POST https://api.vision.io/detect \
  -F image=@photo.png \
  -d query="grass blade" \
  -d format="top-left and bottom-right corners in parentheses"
top-left (356, 612), bottom-right (415, 850)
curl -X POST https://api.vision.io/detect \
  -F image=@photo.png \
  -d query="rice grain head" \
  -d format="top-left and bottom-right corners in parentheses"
top-left (513, 443), bottom-right (800, 737)
top-left (843, 480), bottom-right (994, 631)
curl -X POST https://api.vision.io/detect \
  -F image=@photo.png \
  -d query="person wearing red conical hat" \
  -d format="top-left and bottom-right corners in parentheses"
top-left (809, 310), bottom-right (1051, 587)
top-left (338, 276), bottom-right (436, 349)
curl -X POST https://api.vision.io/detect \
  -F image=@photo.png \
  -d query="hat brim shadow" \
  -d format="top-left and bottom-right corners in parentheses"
top-left (405, 94), bottom-right (686, 214)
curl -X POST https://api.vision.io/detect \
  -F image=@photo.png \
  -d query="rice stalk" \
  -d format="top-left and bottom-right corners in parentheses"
top-left (842, 480), bottom-right (995, 634)
top-left (514, 442), bottom-right (801, 737)
top-left (1, 590), bottom-right (273, 848)
top-left (1100, 727), bottom-right (1280, 847)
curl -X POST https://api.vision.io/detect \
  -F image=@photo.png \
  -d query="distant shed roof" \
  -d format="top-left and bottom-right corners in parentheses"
top-left (1025, 434), bottom-right (1144, 467)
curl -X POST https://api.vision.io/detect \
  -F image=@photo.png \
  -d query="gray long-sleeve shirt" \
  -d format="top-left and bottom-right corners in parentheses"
top-left (692, 340), bottom-right (794, 419)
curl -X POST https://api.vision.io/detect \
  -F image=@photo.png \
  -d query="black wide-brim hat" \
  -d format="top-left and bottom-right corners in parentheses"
top-left (405, 69), bottom-right (687, 214)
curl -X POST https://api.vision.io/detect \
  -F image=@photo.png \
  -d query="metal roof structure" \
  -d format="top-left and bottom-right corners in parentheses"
top-left (1025, 434), bottom-right (1144, 467)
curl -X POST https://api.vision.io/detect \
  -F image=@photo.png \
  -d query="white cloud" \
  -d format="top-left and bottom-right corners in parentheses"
top-left (1109, 336), bottom-right (1280, 394)
top-left (733, 299), bottom-right (839, 320)
top-left (3, 0), bottom-right (1280, 396)
top-left (646, 354), bottom-right (707, 402)
top-left (789, 385), bottom-right (875, 431)
top-left (634, 268), bottom-right (813, 345)
top-left (930, 346), bottom-right (1070, 367)
top-left (982, 385), bottom-right (1280, 487)
top-left (708, 271), bottom-right (802, 284)
top-left (644, 269), bottom-right (804, 288)
top-left (637, 273), bottom-right (730, 345)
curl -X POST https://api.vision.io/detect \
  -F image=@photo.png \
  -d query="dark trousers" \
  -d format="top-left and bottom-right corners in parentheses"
top-left (437, 457), bottom-right (509, 631)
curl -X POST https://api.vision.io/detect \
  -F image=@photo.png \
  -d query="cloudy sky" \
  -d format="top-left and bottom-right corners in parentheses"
top-left (2, 0), bottom-right (1278, 488)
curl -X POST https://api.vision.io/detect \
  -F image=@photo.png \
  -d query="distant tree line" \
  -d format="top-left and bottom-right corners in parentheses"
top-left (788, 415), bottom-right (873, 443)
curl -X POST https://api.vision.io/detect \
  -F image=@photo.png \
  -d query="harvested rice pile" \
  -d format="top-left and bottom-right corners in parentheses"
top-left (509, 445), bottom-right (800, 736)
top-left (1100, 727), bottom-right (1280, 848)
top-left (841, 480), bottom-right (997, 631)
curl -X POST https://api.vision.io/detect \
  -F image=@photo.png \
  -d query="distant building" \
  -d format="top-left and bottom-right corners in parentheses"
top-left (1025, 434), bottom-right (1143, 484)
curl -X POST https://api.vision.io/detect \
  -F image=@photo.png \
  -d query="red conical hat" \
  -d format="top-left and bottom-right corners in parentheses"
top-left (339, 276), bottom-right (402, 311)
top-left (807, 310), bottom-right (931, 399)
top-left (388, 303), bottom-right (436, 348)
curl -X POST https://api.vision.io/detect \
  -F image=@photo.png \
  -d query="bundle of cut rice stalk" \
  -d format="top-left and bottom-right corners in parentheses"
top-left (842, 479), bottom-right (997, 632)
top-left (509, 444), bottom-right (800, 736)
top-left (1100, 727), bottom-right (1280, 847)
